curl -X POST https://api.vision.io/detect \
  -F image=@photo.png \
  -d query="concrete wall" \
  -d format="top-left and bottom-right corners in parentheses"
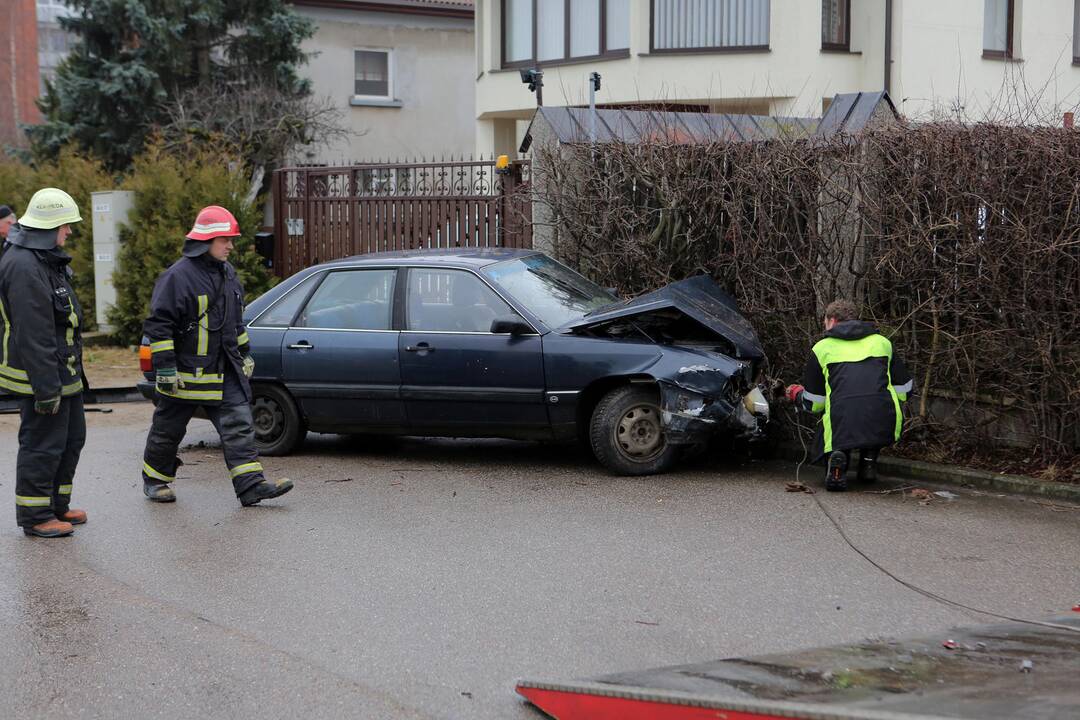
top-left (0, 0), bottom-right (42, 150)
top-left (475, 0), bottom-right (1080, 156)
top-left (295, 7), bottom-right (476, 164)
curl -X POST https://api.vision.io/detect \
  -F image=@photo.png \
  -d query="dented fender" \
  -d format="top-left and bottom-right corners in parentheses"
top-left (647, 352), bottom-right (769, 445)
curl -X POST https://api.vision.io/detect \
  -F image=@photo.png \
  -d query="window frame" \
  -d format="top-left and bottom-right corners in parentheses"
top-left (1073, 0), bottom-right (1080, 65)
top-left (982, 0), bottom-right (1015, 60)
top-left (648, 0), bottom-right (771, 55)
top-left (501, 0), bottom-right (631, 70)
top-left (352, 47), bottom-right (394, 102)
top-left (820, 0), bottom-right (852, 52)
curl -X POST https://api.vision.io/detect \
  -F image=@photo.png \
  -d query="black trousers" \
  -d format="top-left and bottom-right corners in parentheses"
top-left (15, 394), bottom-right (86, 527)
top-left (141, 370), bottom-right (264, 495)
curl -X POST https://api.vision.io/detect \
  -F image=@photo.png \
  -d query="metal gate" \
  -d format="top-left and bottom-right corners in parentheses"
top-left (271, 158), bottom-right (531, 278)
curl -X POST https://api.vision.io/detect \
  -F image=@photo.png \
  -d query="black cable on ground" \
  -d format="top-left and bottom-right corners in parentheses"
top-left (789, 406), bottom-right (1080, 635)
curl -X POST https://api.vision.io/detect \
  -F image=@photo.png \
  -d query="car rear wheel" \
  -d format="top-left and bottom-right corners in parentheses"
top-left (251, 384), bottom-right (304, 456)
top-left (589, 385), bottom-right (680, 476)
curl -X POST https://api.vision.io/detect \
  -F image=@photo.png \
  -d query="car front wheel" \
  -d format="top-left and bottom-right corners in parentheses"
top-left (251, 384), bottom-right (304, 456)
top-left (589, 385), bottom-right (680, 476)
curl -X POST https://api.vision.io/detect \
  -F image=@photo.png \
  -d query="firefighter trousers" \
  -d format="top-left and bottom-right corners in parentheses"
top-left (141, 371), bottom-right (264, 495)
top-left (15, 394), bottom-right (86, 527)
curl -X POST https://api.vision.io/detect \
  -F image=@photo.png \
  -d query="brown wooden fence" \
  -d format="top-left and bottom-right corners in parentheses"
top-left (271, 158), bottom-right (532, 278)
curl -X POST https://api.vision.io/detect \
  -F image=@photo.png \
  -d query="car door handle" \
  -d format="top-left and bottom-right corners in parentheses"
top-left (404, 343), bottom-right (434, 353)
top-left (287, 341), bottom-right (314, 350)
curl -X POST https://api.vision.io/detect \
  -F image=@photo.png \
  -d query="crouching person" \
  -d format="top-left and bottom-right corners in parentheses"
top-left (786, 300), bottom-right (913, 491)
top-left (141, 205), bottom-right (293, 506)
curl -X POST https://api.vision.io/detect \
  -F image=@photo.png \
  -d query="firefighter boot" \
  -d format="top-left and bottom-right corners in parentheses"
top-left (143, 479), bottom-right (176, 503)
top-left (858, 449), bottom-right (879, 484)
top-left (57, 508), bottom-right (88, 525)
top-left (825, 451), bottom-right (849, 492)
top-left (238, 478), bottom-right (294, 507)
top-left (23, 519), bottom-right (74, 538)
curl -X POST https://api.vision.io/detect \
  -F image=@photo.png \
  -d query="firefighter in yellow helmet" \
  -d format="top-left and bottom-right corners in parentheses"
top-left (140, 205), bottom-right (293, 506)
top-left (0, 188), bottom-right (88, 537)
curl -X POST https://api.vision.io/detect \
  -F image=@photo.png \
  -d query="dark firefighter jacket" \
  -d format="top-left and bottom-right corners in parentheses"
top-left (0, 229), bottom-right (85, 400)
top-left (800, 320), bottom-right (913, 459)
top-left (143, 253), bottom-right (250, 404)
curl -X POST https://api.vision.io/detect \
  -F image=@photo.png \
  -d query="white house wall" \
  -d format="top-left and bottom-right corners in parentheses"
top-left (894, 0), bottom-right (1080, 121)
top-left (475, 0), bottom-right (1080, 156)
top-left (296, 7), bottom-right (476, 164)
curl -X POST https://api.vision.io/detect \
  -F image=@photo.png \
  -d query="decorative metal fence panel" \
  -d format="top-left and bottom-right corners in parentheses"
top-left (272, 159), bottom-right (532, 278)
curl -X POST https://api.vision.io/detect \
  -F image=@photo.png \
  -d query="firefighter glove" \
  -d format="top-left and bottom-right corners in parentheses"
top-left (242, 355), bottom-right (255, 379)
top-left (785, 384), bottom-right (805, 405)
top-left (156, 367), bottom-right (182, 394)
top-left (34, 395), bottom-right (61, 415)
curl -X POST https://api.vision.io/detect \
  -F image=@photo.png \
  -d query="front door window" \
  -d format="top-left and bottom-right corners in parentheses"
top-left (406, 269), bottom-right (511, 333)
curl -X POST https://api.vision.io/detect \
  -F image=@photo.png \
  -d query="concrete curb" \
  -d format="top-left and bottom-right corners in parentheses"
top-left (775, 443), bottom-right (1080, 503)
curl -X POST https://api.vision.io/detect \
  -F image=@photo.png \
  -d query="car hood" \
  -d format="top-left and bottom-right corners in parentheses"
top-left (563, 275), bottom-right (764, 360)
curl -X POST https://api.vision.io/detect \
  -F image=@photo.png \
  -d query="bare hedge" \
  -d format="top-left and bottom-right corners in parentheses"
top-left (535, 124), bottom-right (1080, 465)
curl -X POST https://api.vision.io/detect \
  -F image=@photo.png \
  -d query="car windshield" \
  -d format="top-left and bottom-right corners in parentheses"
top-left (483, 255), bottom-right (618, 328)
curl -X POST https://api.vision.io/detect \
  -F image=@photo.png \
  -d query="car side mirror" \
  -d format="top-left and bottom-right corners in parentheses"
top-left (490, 315), bottom-right (533, 335)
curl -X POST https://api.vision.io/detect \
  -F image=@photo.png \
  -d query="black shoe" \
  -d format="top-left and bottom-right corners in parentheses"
top-left (239, 478), bottom-right (294, 507)
top-left (857, 455), bottom-right (878, 484)
top-left (825, 451), bottom-right (848, 492)
top-left (143, 480), bottom-right (176, 503)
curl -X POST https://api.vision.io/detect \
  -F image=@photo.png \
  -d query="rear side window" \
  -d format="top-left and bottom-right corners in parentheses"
top-left (252, 273), bottom-right (320, 327)
top-left (298, 269), bottom-right (395, 330)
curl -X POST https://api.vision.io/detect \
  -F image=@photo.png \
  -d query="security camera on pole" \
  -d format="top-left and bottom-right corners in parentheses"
top-left (589, 72), bottom-right (601, 143)
top-left (520, 67), bottom-right (543, 106)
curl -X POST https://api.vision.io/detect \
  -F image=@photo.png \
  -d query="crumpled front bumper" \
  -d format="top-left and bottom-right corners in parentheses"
top-left (657, 371), bottom-right (770, 445)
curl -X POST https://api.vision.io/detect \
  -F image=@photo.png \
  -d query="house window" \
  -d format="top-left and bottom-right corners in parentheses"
top-left (983, 0), bottom-right (1014, 59)
top-left (501, 0), bottom-right (631, 68)
top-left (651, 0), bottom-right (770, 53)
top-left (821, 0), bottom-right (850, 50)
top-left (354, 49), bottom-right (391, 99)
top-left (1074, 0), bottom-right (1080, 64)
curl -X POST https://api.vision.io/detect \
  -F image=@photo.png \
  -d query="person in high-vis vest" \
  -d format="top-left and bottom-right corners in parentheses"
top-left (786, 299), bottom-right (913, 492)
top-left (141, 205), bottom-right (293, 506)
top-left (0, 188), bottom-right (88, 537)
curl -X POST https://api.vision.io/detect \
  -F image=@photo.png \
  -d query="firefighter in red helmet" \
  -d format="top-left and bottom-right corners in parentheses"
top-left (140, 206), bottom-right (294, 506)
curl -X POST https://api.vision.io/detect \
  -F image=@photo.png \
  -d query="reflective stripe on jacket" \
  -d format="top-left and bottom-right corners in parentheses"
top-left (0, 242), bottom-right (84, 399)
top-left (801, 320), bottom-right (913, 457)
top-left (143, 254), bottom-right (250, 404)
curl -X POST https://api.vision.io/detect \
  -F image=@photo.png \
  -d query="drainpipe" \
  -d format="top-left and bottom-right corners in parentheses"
top-left (884, 0), bottom-right (893, 94)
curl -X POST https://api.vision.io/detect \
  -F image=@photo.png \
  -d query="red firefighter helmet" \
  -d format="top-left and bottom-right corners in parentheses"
top-left (186, 205), bottom-right (241, 241)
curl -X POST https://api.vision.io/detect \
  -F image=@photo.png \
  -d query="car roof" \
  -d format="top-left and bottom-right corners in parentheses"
top-left (316, 247), bottom-right (540, 270)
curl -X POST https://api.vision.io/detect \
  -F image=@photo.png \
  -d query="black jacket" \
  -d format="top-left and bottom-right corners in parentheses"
top-left (801, 320), bottom-right (913, 459)
top-left (143, 253), bottom-right (250, 404)
top-left (0, 232), bottom-right (85, 400)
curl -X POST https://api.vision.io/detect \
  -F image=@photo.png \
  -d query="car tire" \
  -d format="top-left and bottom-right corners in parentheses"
top-left (251, 384), bottom-right (304, 456)
top-left (589, 385), bottom-right (680, 476)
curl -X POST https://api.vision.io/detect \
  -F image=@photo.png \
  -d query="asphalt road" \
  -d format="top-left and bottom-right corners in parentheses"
top-left (1, 403), bottom-right (1078, 720)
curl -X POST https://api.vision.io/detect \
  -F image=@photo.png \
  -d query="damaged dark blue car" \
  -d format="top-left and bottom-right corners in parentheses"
top-left (215, 249), bottom-right (771, 475)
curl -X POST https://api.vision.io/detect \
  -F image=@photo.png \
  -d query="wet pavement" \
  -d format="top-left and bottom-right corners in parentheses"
top-left (1, 403), bottom-right (1078, 719)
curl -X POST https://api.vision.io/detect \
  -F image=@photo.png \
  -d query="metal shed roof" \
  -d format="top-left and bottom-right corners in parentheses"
top-left (814, 90), bottom-right (898, 138)
top-left (520, 91), bottom-right (898, 152)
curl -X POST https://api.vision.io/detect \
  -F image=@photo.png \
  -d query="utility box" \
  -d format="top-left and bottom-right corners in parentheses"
top-left (90, 190), bottom-right (135, 333)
